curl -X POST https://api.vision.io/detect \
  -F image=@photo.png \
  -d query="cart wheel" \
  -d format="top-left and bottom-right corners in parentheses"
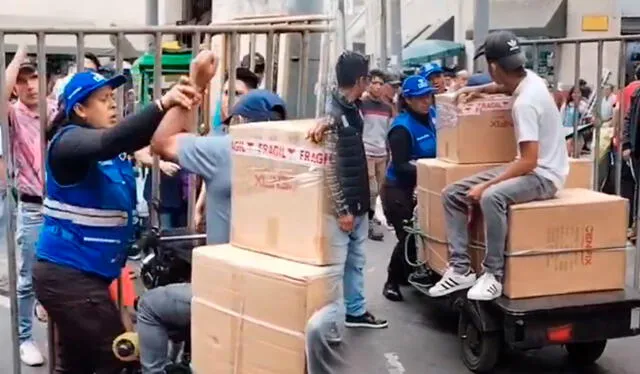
top-left (565, 340), bottom-right (607, 366)
top-left (458, 312), bottom-right (501, 373)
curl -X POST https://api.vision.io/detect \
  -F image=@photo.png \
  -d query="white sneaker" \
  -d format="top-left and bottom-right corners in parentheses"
top-left (427, 268), bottom-right (477, 297)
top-left (20, 340), bottom-right (44, 366)
top-left (467, 273), bottom-right (503, 301)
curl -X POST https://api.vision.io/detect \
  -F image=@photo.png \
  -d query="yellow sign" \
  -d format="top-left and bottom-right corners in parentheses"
top-left (582, 15), bottom-right (609, 32)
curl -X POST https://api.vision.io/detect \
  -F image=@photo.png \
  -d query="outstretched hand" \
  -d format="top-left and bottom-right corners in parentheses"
top-left (190, 50), bottom-right (219, 91)
top-left (160, 76), bottom-right (202, 111)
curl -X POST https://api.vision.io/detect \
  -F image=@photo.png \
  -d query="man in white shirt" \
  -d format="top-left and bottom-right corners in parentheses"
top-left (428, 31), bottom-right (569, 301)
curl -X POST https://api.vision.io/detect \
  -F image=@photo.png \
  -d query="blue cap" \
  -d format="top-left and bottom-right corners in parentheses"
top-left (62, 71), bottom-right (127, 117)
top-left (467, 73), bottom-right (493, 87)
top-left (225, 89), bottom-right (286, 123)
top-left (418, 62), bottom-right (444, 80)
top-left (402, 75), bottom-right (436, 98)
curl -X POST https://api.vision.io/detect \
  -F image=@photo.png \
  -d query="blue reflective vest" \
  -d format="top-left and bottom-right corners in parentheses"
top-left (37, 125), bottom-right (137, 280)
top-left (386, 111), bottom-right (437, 182)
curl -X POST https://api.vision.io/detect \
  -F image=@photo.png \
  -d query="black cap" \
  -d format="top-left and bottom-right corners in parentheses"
top-left (474, 30), bottom-right (526, 71)
top-left (18, 60), bottom-right (37, 74)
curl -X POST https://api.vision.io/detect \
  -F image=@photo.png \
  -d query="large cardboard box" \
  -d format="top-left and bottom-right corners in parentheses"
top-left (565, 157), bottom-right (593, 189)
top-left (436, 94), bottom-right (517, 164)
top-left (230, 120), bottom-right (333, 265)
top-left (191, 244), bottom-right (339, 374)
top-left (416, 159), bottom-right (502, 274)
top-left (473, 188), bottom-right (627, 298)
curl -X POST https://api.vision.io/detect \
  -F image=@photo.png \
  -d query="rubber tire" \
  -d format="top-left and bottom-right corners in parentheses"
top-left (565, 340), bottom-right (607, 366)
top-left (459, 312), bottom-right (501, 373)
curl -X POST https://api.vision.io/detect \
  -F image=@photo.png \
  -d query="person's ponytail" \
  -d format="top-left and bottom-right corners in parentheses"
top-left (47, 103), bottom-right (69, 142)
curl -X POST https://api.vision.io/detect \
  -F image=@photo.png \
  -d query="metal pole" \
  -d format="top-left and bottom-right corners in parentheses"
top-left (572, 43), bottom-right (581, 157)
top-left (0, 31), bottom-right (21, 374)
top-left (228, 32), bottom-right (239, 111)
top-left (187, 32), bottom-right (201, 231)
top-left (297, 31), bottom-right (311, 117)
top-left (337, 0), bottom-right (347, 50)
top-left (388, 0), bottom-right (403, 71)
top-left (379, 0), bottom-right (388, 70)
top-left (593, 41), bottom-right (604, 190)
top-left (615, 41), bottom-right (628, 196)
top-left (473, 0), bottom-right (490, 73)
top-left (76, 32), bottom-right (85, 72)
top-left (150, 33), bottom-right (162, 229)
top-left (114, 32), bottom-right (124, 313)
top-left (146, 0), bottom-right (159, 49)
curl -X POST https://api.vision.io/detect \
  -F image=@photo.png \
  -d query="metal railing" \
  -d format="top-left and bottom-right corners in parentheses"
top-left (520, 34), bottom-right (640, 292)
top-left (0, 17), bottom-right (335, 374)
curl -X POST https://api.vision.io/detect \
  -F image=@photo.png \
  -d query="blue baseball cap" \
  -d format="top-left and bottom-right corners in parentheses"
top-left (62, 71), bottom-right (127, 117)
top-left (402, 75), bottom-right (436, 98)
top-left (224, 89), bottom-right (287, 124)
top-left (467, 73), bottom-right (493, 87)
top-left (418, 62), bottom-right (444, 80)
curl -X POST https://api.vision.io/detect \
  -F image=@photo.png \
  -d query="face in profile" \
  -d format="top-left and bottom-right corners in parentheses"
top-left (221, 79), bottom-right (250, 119)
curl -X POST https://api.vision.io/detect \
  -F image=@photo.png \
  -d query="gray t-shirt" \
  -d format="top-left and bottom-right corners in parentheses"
top-left (177, 134), bottom-right (232, 245)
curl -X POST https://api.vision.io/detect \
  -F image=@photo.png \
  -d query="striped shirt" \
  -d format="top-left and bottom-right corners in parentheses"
top-left (8, 100), bottom-right (57, 197)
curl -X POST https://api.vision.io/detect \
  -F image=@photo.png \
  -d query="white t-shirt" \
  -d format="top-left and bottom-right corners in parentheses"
top-left (512, 69), bottom-right (569, 188)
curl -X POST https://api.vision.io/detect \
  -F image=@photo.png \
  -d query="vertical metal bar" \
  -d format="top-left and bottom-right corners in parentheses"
top-left (551, 42), bottom-right (559, 91)
top-left (379, 0), bottom-right (388, 70)
top-left (76, 32), bottom-right (85, 72)
top-left (228, 32), bottom-right (239, 111)
top-left (572, 42), bottom-right (581, 157)
top-left (532, 43), bottom-right (540, 74)
top-left (615, 40), bottom-right (628, 196)
top-left (592, 41), bottom-right (604, 190)
top-left (35, 32), bottom-right (55, 374)
top-left (316, 29), bottom-right (331, 118)
top-left (297, 31), bottom-right (311, 118)
top-left (0, 31), bottom-right (21, 374)
top-left (114, 32), bottom-right (124, 312)
top-left (264, 31), bottom-right (275, 91)
top-left (150, 32), bottom-right (162, 229)
top-left (248, 33), bottom-right (257, 71)
top-left (187, 31), bottom-right (201, 231)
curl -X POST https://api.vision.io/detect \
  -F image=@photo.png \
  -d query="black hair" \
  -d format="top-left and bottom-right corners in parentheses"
top-left (566, 85), bottom-right (588, 104)
top-left (224, 67), bottom-right (260, 89)
top-left (241, 53), bottom-right (266, 75)
top-left (369, 69), bottom-right (387, 81)
top-left (635, 65), bottom-right (640, 80)
top-left (335, 51), bottom-right (369, 88)
top-left (84, 52), bottom-right (101, 69)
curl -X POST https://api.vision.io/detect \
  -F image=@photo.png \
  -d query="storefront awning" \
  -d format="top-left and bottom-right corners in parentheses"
top-left (466, 0), bottom-right (567, 39)
top-left (403, 40), bottom-right (465, 67)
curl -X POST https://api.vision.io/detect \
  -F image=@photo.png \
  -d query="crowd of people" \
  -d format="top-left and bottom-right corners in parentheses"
top-left (1, 28), bottom-right (640, 374)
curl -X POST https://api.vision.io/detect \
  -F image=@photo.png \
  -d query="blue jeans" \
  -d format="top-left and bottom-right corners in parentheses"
top-left (137, 283), bottom-right (191, 373)
top-left (305, 214), bottom-right (368, 374)
top-left (17, 201), bottom-right (43, 343)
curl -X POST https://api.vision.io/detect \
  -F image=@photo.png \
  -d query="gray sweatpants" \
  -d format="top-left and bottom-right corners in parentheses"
top-left (442, 166), bottom-right (558, 277)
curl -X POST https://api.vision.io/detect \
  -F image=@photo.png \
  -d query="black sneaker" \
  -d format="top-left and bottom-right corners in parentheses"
top-left (382, 281), bottom-right (403, 302)
top-left (345, 311), bottom-right (388, 329)
top-left (408, 270), bottom-right (433, 288)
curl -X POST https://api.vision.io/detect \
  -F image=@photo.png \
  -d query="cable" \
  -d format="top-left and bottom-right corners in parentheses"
top-left (403, 206), bottom-right (427, 268)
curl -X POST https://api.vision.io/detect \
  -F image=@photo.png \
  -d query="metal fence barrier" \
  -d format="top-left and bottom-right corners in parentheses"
top-left (519, 34), bottom-right (640, 295)
top-left (0, 18), bottom-right (335, 374)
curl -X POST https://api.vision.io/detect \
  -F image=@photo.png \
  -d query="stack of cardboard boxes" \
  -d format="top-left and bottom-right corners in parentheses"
top-left (417, 93), bottom-right (628, 299)
top-left (191, 120), bottom-right (338, 373)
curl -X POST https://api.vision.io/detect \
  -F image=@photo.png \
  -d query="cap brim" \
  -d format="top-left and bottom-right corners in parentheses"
top-left (496, 53), bottom-right (526, 71)
top-left (407, 87), bottom-right (436, 98)
top-left (473, 43), bottom-right (486, 60)
top-left (105, 74), bottom-right (127, 89)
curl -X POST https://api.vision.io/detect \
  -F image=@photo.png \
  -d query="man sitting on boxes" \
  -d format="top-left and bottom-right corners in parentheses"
top-left (427, 31), bottom-right (569, 301)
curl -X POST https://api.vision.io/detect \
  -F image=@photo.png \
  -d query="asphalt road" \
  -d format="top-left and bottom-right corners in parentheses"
top-left (2, 232), bottom-right (640, 373)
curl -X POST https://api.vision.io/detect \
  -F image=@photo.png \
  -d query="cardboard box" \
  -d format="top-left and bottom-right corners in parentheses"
top-left (416, 159), bottom-right (502, 274)
top-left (191, 244), bottom-right (339, 374)
top-left (230, 120), bottom-right (333, 265)
top-left (565, 157), bottom-right (593, 189)
top-left (436, 94), bottom-right (517, 164)
top-left (504, 248), bottom-right (626, 298)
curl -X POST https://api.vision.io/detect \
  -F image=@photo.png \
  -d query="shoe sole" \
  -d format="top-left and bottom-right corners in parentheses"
top-left (428, 281), bottom-right (475, 298)
top-left (467, 292), bottom-right (501, 301)
top-left (345, 321), bottom-right (389, 329)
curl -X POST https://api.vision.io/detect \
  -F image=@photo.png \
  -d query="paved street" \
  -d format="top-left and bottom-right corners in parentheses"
top-left (2, 232), bottom-right (640, 373)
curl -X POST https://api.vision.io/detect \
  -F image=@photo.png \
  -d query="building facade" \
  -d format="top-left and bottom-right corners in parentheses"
top-left (355, 0), bottom-right (640, 87)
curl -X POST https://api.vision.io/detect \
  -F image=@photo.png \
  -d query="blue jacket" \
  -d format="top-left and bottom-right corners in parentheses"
top-left (37, 125), bottom-right (137, 280)
top-left (386, 111), bottom-right (437, 182)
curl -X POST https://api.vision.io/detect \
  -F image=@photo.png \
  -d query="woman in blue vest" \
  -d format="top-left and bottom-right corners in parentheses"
top-left (381, 75), bottom-right (437, 302)
top-left (32, 71), bottom-right (199, 372)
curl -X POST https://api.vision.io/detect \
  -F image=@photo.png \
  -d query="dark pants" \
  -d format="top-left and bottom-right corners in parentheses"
top-left (33, 260), bottom-right (126, 374)
top-left (601, 152), bottom-right (638, 227)
top-left (380, 182), bottom-right (416, 284)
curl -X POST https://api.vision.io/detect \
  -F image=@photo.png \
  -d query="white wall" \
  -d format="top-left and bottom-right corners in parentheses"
top-left (0, 0), bottom-right (181, 53)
